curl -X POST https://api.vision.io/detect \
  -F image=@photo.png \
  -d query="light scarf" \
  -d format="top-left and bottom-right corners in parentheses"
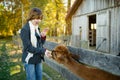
top-left (25, 21), bottom-right (40, 63)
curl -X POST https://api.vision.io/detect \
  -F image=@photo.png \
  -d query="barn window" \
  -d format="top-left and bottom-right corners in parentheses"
top-left (89, 15), bottom-right (96, 48)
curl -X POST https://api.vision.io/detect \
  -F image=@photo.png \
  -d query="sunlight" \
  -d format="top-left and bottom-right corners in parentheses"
top-left (10, 65), bottom-right (21, 75)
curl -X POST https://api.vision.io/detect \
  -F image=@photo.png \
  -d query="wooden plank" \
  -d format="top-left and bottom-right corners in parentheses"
top-left (44, 57), bottom-right (83, 80)
top-left (96, 10), bottom-right (110, 52)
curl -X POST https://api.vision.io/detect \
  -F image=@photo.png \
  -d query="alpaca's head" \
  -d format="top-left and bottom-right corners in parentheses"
top-left (51, 44), bottom-right (70, 64)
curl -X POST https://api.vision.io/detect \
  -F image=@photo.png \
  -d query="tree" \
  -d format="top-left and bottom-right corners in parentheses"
top-left (0, 0), bottom-right (30, 36)
top-left (42, 0), bottom-right (66, 36)
top-left (0, 0), bottom-right (67, 37)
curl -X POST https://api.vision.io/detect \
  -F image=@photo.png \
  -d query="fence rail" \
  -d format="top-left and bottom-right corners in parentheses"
top-left (44, 41), bottom-right (120, 76)
top-left (12, 35), bottom-right (120, 80)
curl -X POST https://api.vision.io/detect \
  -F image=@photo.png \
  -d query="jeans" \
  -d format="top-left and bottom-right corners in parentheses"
top-left (24, 63), bottom-right (42, 80)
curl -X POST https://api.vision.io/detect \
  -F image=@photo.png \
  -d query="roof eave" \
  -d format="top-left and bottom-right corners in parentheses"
top-left (65, 0), bottom-right (83, 21)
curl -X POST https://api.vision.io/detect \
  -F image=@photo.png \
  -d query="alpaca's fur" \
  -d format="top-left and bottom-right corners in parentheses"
top-left (52, 44), bottom-right (120, 80)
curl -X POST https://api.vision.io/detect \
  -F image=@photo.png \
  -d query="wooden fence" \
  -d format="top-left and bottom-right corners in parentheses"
top-left (44, 41), bottom-right (120, 80)
top-left (13, 35), bottom-right (120, 79)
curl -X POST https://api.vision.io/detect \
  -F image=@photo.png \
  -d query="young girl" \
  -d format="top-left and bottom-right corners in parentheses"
top-left (20, 7), bottom-right (51, 80)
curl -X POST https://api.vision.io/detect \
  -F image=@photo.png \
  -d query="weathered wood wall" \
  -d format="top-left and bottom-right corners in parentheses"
top-left (71, 0), bottom-right (120, 55)
top-left (75, 0), bottom-right (120, 15)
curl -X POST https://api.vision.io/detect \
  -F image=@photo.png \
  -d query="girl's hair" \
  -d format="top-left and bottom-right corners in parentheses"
top-left (26, 7), bottom-right (43, 22)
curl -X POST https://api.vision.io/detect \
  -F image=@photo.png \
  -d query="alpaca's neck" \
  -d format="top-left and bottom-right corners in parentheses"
top-left (63, 57), bottom-right (120, 80)
top-left (64, 58), bottom-right (88, 79)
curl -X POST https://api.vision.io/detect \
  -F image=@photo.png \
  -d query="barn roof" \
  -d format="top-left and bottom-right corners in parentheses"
top-left (65, 0), bottom-right (83, 21)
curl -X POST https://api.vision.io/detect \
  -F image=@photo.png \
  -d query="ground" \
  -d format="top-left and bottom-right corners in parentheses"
top-left (0, 37), bottom-right (66, 80)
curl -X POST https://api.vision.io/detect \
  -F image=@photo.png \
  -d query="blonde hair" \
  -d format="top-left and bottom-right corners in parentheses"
top-left (27, 7), bottom-right (43, 22)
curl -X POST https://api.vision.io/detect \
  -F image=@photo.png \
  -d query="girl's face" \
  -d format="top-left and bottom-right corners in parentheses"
top-left (31, 19), bottom-right (41, 26)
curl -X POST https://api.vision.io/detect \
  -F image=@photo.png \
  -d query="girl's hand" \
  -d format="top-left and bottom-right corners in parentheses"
top-left (41, 28), bottom-right (49, 37)
top-left (45, 50), bottom-right (52, 58)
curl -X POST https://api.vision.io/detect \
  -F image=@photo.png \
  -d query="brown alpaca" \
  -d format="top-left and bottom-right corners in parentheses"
top-left (51, 44), bottom-right (120, 80)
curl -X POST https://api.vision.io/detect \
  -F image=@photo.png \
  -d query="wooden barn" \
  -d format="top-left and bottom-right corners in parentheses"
top-left (66, 0), bottom-right (120, 55)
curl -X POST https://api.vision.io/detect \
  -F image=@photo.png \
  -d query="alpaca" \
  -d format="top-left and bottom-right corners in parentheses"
top-left (51, 44), bottom-right (120, 80)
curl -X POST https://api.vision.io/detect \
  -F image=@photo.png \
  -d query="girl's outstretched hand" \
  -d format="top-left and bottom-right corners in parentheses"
top-left (45, 50), bottom-right (52, 58)
top-left (41, 28), bottom-right (49, 37)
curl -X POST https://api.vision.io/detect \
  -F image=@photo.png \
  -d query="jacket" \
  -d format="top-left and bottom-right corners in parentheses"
top-left (20, 22), bottom-right (46, 64)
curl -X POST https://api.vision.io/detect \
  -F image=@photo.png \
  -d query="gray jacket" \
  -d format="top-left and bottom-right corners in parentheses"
top-left (20, 22), bottom-right (46, 64)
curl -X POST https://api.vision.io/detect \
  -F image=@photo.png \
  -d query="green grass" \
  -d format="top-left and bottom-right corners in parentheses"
top-left (0, 37), bottom-right (66, 80)
top-left (43, 63), bottom-right (66, 80)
